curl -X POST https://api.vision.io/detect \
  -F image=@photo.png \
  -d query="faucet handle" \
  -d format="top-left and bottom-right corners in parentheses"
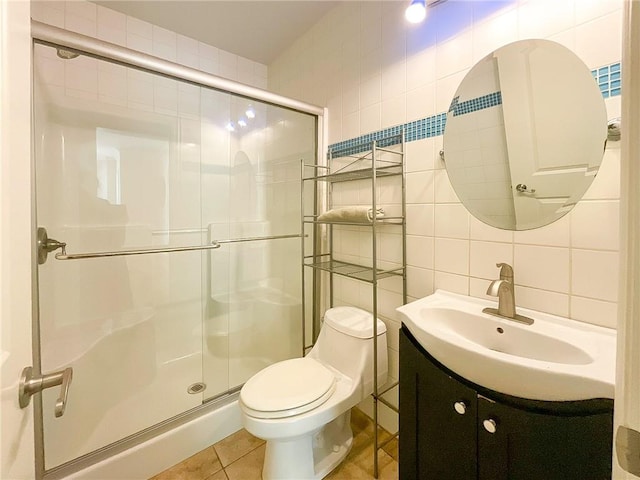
top-left (496, 263), bottom-right (513, 282)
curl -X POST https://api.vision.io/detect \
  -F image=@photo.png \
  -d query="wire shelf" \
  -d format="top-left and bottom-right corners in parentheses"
top-left (303, 216), bottom-right (404, 226)
top-left (304, 163), bottom-right (403, 183)
top-left (304, 259), bottom-right (403, 283)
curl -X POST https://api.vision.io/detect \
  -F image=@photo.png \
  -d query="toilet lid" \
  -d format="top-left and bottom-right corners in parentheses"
top-left (240, 358), bottom-right (336, 419)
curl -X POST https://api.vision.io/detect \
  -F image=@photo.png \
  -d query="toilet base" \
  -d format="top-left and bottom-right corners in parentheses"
top-left (262, 411), bottom-right (353, 480)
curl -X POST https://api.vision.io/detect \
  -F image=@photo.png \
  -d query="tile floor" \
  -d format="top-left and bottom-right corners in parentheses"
top-left (150, 408), bottom-right (398, 480)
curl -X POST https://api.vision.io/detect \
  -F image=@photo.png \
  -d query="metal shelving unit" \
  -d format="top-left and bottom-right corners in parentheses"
top-left (301, 132), bottom-right (407, 478)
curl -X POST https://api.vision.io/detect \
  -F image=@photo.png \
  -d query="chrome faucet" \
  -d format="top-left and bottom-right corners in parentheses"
top-left (483, 263), bottom-right (534, 325)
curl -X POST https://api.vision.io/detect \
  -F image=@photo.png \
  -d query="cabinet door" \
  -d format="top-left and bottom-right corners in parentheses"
top-left (400, 329), bottom-right (477, 480)
top-left (399, 329), bottom-right (419, 479)
top-left (477, 395), bottom-right (612, 480)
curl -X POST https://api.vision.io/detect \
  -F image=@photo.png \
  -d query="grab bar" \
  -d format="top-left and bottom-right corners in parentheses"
top-left (38, 227), bottom-right (305, 263)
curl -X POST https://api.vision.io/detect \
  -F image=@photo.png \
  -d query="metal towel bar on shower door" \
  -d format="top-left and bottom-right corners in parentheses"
top-left (37, 227), bottom-right (305, 263)
top-left (54, 241), bottom-right (223, 261)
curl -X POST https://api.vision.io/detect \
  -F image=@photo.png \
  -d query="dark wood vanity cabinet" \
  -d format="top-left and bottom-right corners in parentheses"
top-left (399, 326), bottom-right (614, 480)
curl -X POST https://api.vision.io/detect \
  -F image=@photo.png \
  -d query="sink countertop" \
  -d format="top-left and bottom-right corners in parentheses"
top-left (397, 290), bottom-right (616, 401)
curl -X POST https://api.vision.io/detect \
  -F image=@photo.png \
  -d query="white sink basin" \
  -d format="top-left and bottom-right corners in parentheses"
top-left (397, 290), bottom-right (616, 401)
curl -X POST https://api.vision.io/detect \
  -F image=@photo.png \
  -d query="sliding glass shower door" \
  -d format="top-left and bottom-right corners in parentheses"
top-left (33, 42), bottom-right (316, 470)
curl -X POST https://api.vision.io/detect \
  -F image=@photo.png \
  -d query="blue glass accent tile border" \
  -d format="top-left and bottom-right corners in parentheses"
top-left (327, 125), bottom-right (403, 158)
top-left (448, 96), bottom-right (460, 113)
top-left (328, 113), bottom-right (446, 158)
top-left (328, 60), bottom-right (622, 158)
top-left (592, 62), bottom-right (621, 98)
top-left (405, 113), bottom-right (447, 141)
top-left (451, 91), bottom-right (502, 117)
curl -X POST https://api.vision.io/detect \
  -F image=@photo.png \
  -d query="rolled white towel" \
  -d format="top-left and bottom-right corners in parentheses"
top-left (317, 206), bottom-right (385, 223)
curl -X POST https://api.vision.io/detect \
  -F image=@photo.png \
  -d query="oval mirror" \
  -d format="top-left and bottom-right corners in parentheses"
top-left (442, 39), bottom-right (607, 231)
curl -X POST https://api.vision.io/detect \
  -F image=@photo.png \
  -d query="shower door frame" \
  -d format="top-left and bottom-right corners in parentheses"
top-left (29, 20), bottom-right (327, 480)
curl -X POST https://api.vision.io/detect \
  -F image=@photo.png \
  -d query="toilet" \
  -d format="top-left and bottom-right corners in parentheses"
top-left (239, 306), bottom-right (388, 480)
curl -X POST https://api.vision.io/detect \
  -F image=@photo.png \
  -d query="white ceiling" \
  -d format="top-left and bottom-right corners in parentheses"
top-left (92, 1), bottom-right (342, 65)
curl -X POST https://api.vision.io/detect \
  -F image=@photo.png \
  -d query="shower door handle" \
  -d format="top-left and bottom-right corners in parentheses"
top-left (19, 366), bottom-right (73, 417)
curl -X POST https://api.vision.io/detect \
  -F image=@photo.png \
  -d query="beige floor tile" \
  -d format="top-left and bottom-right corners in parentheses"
top-left (378, 455), bottom-right (399, 480)
top-left (345, 431), bottom-right (377, 464)
top-left (374, 427), bottom-right (395, 448)
top-left (350, 408), bottom-right (374, 436)
top-left (213, 428), bottom-right (265, 467)
top-left (150, 446), bottom-right (222, 480)
top-left (151, 409), bottom-right (397, 480)
top-left (223, 444), bottom-right (266, 480)
top-left (381, 437), bottom-right (398, 461)
top-left (326, 452), bottom-right (398, 479)
top-left (326, 460), bottom-right (377, 480)
top-left (205, 470), bottom-right (228, 480)
top-left (353, 437), bottom-right (395, 476)
top-left (350, 409), bottom-right (394, 445)
top-left (325, 430), bottom-right (397, 480)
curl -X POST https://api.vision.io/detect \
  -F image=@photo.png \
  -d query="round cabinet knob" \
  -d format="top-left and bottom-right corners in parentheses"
top-left (483, 418), bottom-right (497, 434)
top-left (453, 401), bottom-right (467, 415)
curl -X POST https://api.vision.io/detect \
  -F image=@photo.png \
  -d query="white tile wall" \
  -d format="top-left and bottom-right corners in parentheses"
top-left (471, 7), bottom-right (518, 62)
top-left (31, 1), bottom-right (268, 90)
top-left (575, 10), bottom-right (623, 68)
top-left (434, 204), bottom-right (469, 239)
top-left (435, 237), bottom-right (469, 275)
top-left (571, 295), bottom-right (617, 329)
top-left (405, 136), bottom-right (436, 172)
top-left (514, 244), bottom-right (571, 293)
top-left (406, 170), bottom-right (435, 204)
top-left (514, 285), bottom-right (570, 318)
top-left (518, 0), bottom-right (575, 39)
top-left (406, 203), bottom-right (434, 236)
top-left (406, 266), bottom-right (434, 299)
top-left (570, 201), bottom-right (620, 250)
top-left (97, 6), bottom-right (126, 46)
top-left (406, 235), bottom-right (434, 270)
top-left (268, 0), bottom-right (623, 431)
top-left (469, 216), bottom-right (513, 243)
top-left (571, 249), bottom-right (619, 302)
top-left (513, 214), bottom-right (571, 247)
top-left (434, 169), bottom-right (461, 203)
top-left (434, 270), bottom-right (469, 295)
top-left (469, 241), bottom-right (513, 280)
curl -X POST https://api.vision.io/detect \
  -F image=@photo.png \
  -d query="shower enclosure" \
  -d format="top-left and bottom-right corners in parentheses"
top-left (30, 22), bottom-right (321, 476)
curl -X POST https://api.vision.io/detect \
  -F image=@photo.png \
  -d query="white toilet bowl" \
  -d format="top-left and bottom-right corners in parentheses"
top-left (239, 306), bottom-right (388, 480)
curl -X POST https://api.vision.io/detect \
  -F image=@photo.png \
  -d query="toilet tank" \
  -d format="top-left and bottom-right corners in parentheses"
top-left (309, 306), bottom-right (388, 394)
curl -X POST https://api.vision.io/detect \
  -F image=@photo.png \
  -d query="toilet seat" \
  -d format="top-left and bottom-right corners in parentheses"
top-left (241, 358), bottom-right (336, 419)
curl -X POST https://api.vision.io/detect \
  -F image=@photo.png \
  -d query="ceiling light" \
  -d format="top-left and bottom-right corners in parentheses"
top-left (238, 119), bottom-right (247, 127)
top-left (226, 122), bottom-right (235, 132)
top-left (405, 0), bottom-right (427, 23)
top-left (245, 107), bottom-right (256, 119)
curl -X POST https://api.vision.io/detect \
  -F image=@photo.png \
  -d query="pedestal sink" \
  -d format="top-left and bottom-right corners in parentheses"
top-left (396, 290), bottom-right (616, 401)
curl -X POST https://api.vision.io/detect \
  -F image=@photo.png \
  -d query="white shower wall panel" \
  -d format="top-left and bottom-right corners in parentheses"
top-left (41, 311), bottom-right (203, 468)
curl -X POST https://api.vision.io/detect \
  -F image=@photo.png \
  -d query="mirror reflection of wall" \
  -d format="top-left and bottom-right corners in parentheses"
top-left (443, 39), bottom-right (608, 231)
